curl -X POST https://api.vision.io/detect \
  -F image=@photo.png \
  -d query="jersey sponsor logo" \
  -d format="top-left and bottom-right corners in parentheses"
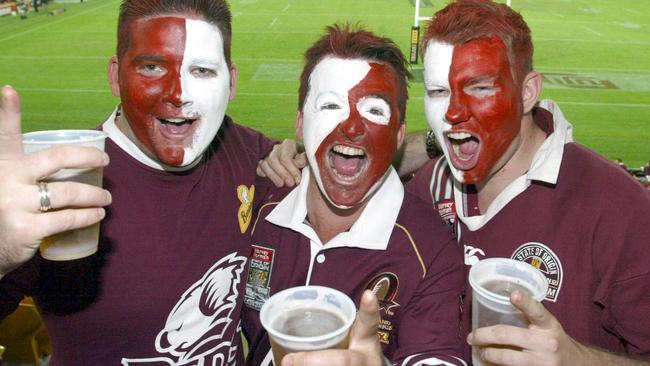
top-left (237, 185), bottom-right (255, 234)
top-left (435, 199), bottom-right (457, 235)
top-left (244, 245), bottom-right (275, 311)
top-left (511, 242), bottom-right (563, 302)
top-left (121, 253), bottom-right (247, 366)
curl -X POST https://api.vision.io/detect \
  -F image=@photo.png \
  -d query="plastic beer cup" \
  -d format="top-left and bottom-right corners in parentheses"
top-left (469, 258), bottom-right (548, 366)
top-left (23, 129), bottom-right (108, 261)
top-left (260, 285), bottom-right (356, 364)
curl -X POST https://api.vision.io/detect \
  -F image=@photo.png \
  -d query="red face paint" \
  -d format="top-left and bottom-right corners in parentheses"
top-left (314, 63), bottom-right (402, 207)
top-left (446, 37), bottom-right (522, 183)
top-left (117, 17), bottom-right (189, 166)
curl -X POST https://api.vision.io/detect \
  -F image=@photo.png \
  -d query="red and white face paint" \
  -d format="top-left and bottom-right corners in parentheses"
top-left (423, 37), bottom-right (522, 184)
top-left (117, 17), bottom-right (231, 167)
top-left (302, 57), bottom-right (402, 208)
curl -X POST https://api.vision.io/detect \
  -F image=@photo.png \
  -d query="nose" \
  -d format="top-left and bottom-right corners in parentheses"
top-left (163, 75), bottom-right (190, 108)
top-left (338, 109), bottom-right (365, 141)
top-left (445, 92), bottom-right (469, 125)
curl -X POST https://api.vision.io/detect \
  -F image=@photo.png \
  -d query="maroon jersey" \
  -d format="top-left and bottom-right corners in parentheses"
top-left (242, 170), bottom-right (466, 366)
top-left (407, 101), bottom-right (650, 358)
top-left (0, 114), bottom-right (276, 365)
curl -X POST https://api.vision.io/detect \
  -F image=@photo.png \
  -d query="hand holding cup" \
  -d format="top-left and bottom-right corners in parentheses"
top-left (0, 86), bottom-right (111, 277)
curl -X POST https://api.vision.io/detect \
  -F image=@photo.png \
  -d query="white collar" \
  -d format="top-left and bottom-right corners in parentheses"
top-left (457, 99), bottom-right (574, 231)
top-left (102, 106), bottom-right (201, 172)
top-left (266, 167), bottom-right (404, 250)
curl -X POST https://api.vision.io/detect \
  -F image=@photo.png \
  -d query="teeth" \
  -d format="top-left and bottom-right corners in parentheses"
top-left (333, 145), bottom-right (365, 157)
top-left (163, 118), bottom-right (189, 124)
top-left (447, 132), bottom-right (471, 140)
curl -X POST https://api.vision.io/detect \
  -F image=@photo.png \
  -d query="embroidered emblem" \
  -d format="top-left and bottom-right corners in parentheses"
top-left (435, 199), bottom-right (457, 235)
top-left (237, 185), bottom-right (255, 234)
top-left (244, 245), bottom-right (275, 311)
top-left (365, 273), bottom-right (400, 314)
top-left (512, 242), bottom-right (563, 302)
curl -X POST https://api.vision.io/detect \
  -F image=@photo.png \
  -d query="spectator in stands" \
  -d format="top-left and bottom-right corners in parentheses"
top-left (242, 24), bottom-right (465, 366)
top-left (0, 1), bottom-right (381, 365)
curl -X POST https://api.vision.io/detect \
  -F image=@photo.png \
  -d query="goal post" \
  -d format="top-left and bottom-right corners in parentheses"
top-left (409, 0), bottom-right (431, 64)
top-left (409, 0), bottom-right (511, 64)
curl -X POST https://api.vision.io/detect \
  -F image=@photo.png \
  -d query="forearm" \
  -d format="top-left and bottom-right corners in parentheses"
top-left (393, 131), bottom-right (439, 177)
top-left (579, 344), bottom-right (650, 366)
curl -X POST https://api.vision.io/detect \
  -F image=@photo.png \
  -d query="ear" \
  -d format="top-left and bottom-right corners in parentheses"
top-left (228, 63), bottom-right (238, 101)
top-left (521, 71), bottom-right (542, 114)
top-left (396, 123), bottom-right (406, 150)
top-left (295, 111), bottom-right (304, 140)
top-left (108, 56), bottom-right (121, 97)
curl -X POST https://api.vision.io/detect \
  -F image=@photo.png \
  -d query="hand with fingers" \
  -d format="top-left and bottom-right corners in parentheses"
top-left (468, 290), bottom-right (589, 366)
top-left (257, 139), bottom-right (307, 188)
top-left (281, 291), bottom-right (385, 366)
top-left (0, 85), bottom-right (112, 278)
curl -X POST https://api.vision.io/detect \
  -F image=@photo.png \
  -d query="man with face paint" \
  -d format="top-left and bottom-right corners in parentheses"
top-left (241, 25), bottom-right (466, 366)
top-left (402, 0), bottom-right (650, 365)
top-left (0, 1), bottom-right (282, 364)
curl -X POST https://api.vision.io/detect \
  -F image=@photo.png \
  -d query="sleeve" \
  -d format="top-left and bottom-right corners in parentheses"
top-left (0, 258), bottom-right (37, 320)
top-left (595, 186), bottom-right (650, 357)
top-left (239, 124), bottom-right (279, 162)
top-left (392, 224), bottom-right (468, 366)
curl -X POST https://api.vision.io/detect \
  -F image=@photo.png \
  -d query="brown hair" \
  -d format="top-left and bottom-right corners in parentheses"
top-left (422, 0), bottom-right (533, 85)
top-left (116, 0), bottom-right (233, 66)
top-left (298, 24), bottom-right (412, 123)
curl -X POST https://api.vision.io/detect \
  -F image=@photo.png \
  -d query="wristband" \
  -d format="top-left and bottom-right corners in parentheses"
top-left (425, 130), bottom-right (438, 159)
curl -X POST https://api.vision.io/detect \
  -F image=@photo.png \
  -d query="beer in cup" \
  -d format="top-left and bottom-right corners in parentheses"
top-left (260, 285), bottom-right (356, 364)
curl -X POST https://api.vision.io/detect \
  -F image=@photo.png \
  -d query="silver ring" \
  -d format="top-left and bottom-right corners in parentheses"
top-left (38, 181), bottom-right (51, 212)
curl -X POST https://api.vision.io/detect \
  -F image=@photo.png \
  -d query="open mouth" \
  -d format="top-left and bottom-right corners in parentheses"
top-left (328, 144), bottom-right (367, 181)
top-left (446, 131), bottom-right (480, 169)
top-left (157, 117), bottom-right (198, 137)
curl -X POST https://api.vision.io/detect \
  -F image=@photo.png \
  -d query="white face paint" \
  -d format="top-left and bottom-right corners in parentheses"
top-left (302, 56), bottom-right (371, 205)
top-left (179, 19), bottom-right (231, 166)
top-left (423, 41), bottom-right (465, 182)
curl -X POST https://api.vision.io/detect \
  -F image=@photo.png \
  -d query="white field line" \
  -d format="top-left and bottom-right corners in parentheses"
top-left (15, 88), bottom-right (650, 108)
top-left (269, 17), bottom-right (278, 28)
top-left (0, 0), bottom-right (119, 43)
top-left (623, 7), bottom-right (642, 15)
top-left (282, 3), bottom-right (291, 12)
top-left (581, 25), bottom-right (603, 37)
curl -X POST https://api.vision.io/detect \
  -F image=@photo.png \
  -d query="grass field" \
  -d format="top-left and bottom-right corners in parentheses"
top-left (0, 0), bottom-right (648, 167)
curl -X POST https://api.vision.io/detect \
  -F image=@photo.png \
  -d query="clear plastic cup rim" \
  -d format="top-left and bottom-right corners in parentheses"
top-left (23, 129), bottom-right (108, 145)
top-left (260, 285), bottom-right (356, 345)
top-left (469, 258), bottom-right (548, 305)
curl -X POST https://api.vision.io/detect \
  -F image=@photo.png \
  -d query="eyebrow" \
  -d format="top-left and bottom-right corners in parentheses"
top-left (132, 55), bottom-right (167, 63)
top-left (465, 75), bottom-right (496, 85)
top-left (362, 93), bottom-right (391, 104)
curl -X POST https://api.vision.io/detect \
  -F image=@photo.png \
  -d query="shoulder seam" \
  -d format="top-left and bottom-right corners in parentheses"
top-left (394, 223), bottom-right (427, 278)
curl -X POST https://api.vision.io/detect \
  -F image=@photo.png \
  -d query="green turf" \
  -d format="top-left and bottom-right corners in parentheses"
top-left (0, 0), bottom-right (648, 167)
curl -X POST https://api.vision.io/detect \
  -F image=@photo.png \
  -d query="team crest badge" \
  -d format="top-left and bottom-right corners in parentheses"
top-left (511, 242), bottom-right (563, 302)
top-left (244, 245), bottom-right (275, 311)
top-left (365, 273), bottom-right (400, 345)
top-left (237, 185), bottom-right (255, 234)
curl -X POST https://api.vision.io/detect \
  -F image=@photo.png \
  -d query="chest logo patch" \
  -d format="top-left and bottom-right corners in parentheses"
top-left (244, 245), bottom-right (275, 311)
top-left (237, 185), bottom-right (255, 234)
top-left (512, 242), bottom-right (563, 302)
